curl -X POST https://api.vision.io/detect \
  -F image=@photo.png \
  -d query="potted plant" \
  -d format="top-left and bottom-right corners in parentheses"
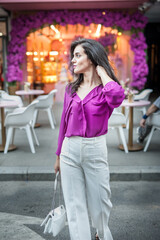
top-left (6, 64), bottom-right (23, 95)
top-left (7, 81), bottom-right (18, 95)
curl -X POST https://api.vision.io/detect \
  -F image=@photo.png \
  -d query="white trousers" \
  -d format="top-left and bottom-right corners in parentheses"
top-left (60, 135), bottom-right (113, 240)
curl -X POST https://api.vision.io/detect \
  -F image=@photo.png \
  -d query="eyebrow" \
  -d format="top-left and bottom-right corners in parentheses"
top-left (74, 51), bottom-right (81, 54)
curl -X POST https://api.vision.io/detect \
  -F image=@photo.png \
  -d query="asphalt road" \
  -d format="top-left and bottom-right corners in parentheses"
top-left (0, 181), bottom-right (160, 240)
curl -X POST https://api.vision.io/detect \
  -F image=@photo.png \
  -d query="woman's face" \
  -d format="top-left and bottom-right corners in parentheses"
top-left (71, 45), bottom-right (92, 74)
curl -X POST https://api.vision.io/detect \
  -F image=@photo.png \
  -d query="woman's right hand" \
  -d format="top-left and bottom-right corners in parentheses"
top-left (140, 118), bottom-right (146, 127)
top-left (54, 156), bottom-right (60, 174)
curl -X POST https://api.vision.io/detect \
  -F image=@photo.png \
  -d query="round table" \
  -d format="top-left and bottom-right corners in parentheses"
top-left (0, 100), bottom-right (19, 152)
top-left (120, 100), bottom-right (151, 151)
top-left (16, 89), bottom-right (44, 103)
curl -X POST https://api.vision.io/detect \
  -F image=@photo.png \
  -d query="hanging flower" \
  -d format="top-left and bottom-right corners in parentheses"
top-left (129, 32), bottom-right (148, 90)
top-left (97, 32), bottom-right (116, 52)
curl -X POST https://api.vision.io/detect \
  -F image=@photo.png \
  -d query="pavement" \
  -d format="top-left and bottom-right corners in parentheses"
top-left (0, 181), bottom-right (160, 240)
top-left (0, 101), bottom-right (160, 181)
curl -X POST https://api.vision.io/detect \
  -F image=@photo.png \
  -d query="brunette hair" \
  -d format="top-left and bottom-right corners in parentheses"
top-left (67, 38), bottom-right (119, 94)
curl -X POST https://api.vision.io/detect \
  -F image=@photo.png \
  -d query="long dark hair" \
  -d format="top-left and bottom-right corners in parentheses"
top-left (68, 38), bottom-right (119, 94)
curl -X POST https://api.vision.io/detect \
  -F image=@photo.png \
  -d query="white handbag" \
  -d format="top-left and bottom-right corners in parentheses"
top-left (40, 172), bottom-right (67, 237)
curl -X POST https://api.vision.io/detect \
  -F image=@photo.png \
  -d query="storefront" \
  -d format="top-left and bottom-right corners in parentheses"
top-left (0, 1), bottom-right (149, 93)
top-left (25, 22), bottom-right (136, 93)
top-left (5, 9), bottom-right (148, 94)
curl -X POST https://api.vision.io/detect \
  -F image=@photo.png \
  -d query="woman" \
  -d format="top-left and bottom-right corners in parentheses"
top-left (54, 38), bottom-right (125, 240)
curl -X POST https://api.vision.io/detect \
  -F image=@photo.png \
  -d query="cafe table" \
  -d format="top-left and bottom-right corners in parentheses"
top-left (119, 99), bottom-right (150, 151)
top-left (0, 100), bottom-right (19, 152)
top-left (15, 89), bottom-right (44, 103)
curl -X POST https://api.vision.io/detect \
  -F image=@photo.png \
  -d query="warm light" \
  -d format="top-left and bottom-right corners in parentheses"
top-left (34, 51), bottom-right (38, 55)
top-left (40, 58), bottom-right (44, 61)
top-left (88, 29), bottom-right (92, 33)
top-left (64, 51), bottom-right (68, 55)
top-left (118, 32), bottom-right (122, 36)
top-left (50, 57), bottom-right (55, 61)
top-left (33, 57), bottom-right (39, 61)
top-left (26, 52), bottom-right (31, 56)
top-left (40, 52), bottom-right (44, 56)
top-left (0, 32), bottom-right (3, 36)
top-left (26, 52), bottom-right (33, 56)
top-left (50, 25), bottom-right (60, 38)
top-left (50, 25), bottom-right (60, 34)
top-left (102, 11), bottom-right (106, 15)
top-left (50, 51), bottom-right (58, 56)
top-left (43, 75), bottom-right (57, 83)
top-left (95, 24), bottom-right (102, 37)
top-left (44, 51), bottom-right (48, 56)
top-left (59, 38), bottom-right (63, 42)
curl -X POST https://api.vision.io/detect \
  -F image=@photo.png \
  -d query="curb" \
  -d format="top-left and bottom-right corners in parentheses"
top-left (110, 166), bottom-right (160, 181)
top-left (0, 166), bottom-right (160, 181)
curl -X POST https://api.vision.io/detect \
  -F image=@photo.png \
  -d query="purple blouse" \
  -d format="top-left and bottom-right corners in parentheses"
top-left (56, 81), bottom-right (125, 156)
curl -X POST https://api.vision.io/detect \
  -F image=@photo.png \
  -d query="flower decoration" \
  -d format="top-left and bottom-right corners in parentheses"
top-left (120, 78), bottom-right (131, 89)
top-left (6, 10), bottom-right (148, 89)
top-left (124, 87), bottom-right (134, 97)
top-left (97, 32), bottom-right (116, 52)
top-left (120, 78), bottom-right (134, 97)
top-left (129, 32), bottom-right (148, 90)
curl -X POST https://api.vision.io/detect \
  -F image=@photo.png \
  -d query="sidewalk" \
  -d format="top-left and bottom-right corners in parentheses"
top-left (0, 102), bottom-right (160, 181)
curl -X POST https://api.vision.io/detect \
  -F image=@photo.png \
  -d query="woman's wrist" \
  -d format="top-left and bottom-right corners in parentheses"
top-left (142, 114), bottom-right (148, 119)
top-left (100, 72), bottom-right (113, 86)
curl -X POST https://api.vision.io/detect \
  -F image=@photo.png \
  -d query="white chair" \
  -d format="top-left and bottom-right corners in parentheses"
top-left (0, 90), bottom-right (23, 113)
top-left (134, 88), bottom-right (153, 114)
top-left (4, 101), bottom-right (39, 154)
top-left (32, 89), bottom-right (57, 129)
top-left (108, 111), bottom-right (128, 153)
top-left (134, 89), bottom-right (153, 101)
top-left (144, 112), bottom-right (160, 152)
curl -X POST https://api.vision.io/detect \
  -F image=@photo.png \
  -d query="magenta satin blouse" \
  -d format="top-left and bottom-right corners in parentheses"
top-left (56, 81), bottom-right (125, 156)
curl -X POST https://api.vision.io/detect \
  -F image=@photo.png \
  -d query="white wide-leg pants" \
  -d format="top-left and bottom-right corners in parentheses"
top-left (60, 135), bottom-right (113, 240)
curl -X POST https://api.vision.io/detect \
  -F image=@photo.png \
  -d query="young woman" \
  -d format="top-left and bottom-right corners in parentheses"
top-left (54, 38), bottom-right (125, 240)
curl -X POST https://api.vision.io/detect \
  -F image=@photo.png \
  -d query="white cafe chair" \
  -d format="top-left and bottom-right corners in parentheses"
top-left (0, 90), bottom-right (23, 131)
top-left (134, 89), bottom-right (153, 101)
top-left (4, 101), bottom-right (39, 154)
top-left (0, 90), bottom-right (23, 113)
top-left (108, 110), bottom-right (128, 153)
top-left (144, 112), bottom-right (160, 152)
top-left (133, 88), bottom-right (153, 115)
top-left (32, 89), bottom-right (57, 129)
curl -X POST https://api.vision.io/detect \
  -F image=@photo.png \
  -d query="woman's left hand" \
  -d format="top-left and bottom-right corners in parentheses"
top-left (96, 65), bottom-right (114, 86)
top-left (96, 65), bottom-right (107, 78)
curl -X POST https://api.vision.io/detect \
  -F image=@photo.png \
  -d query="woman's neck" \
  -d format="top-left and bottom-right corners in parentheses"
top-left (82, 67), bottom-right (101, 87)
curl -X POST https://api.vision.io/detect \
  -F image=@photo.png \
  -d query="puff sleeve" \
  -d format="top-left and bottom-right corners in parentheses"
top-left (102, 81), bottom-right (125, 108)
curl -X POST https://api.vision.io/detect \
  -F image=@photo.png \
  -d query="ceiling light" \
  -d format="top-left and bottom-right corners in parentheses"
top-left (50, 25), bottom-right (60, 38)
top-left (50, 51), bottom-right (58, 56)
top-left (95, 24), bottom-right (102, 37)
top-left (118, 32), bottom-right (122, 36)
top-left (50, 25), bottom-right (59, 34)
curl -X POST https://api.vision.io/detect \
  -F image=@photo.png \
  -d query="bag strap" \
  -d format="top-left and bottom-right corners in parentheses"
top-left (51, 171), bottom-right (61, 211)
